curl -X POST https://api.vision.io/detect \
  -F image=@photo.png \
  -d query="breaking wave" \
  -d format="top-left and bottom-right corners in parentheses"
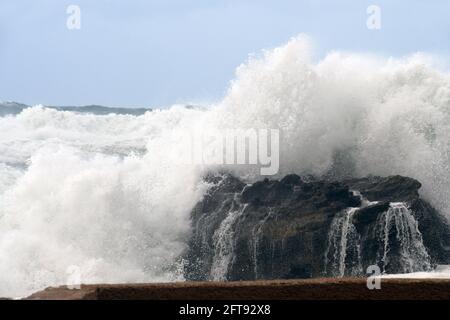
top-left (1, 35), bottom-right (450, 297)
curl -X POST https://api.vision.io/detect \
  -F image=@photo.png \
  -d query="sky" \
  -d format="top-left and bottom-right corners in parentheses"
top-left (0, 0), bottom-right (449, 107)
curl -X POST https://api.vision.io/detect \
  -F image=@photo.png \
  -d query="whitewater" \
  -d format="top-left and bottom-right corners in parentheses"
top-left (1, 35), bottom-right (450, 297)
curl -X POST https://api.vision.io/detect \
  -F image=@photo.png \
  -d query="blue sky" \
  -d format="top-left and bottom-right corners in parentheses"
top-left (1, 0), bottom-right (449, 107)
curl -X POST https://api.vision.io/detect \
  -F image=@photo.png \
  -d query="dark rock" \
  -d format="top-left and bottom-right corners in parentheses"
top-left (280, 174), bottom-right (303, 186)
top-left (410, 199), bottom-right (450, 266)
top-left (184, 174), bottom-right (450, 281)
top-left (353, 202), bottom-right (390, 232)
top-left (345, 175), bottom-right (421, 203)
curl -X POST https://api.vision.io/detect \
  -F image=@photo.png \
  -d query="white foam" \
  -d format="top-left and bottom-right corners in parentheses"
top-left (382, 265), bottom-right (450, 279)
top-left (1, 35), bottom-right (450, 297)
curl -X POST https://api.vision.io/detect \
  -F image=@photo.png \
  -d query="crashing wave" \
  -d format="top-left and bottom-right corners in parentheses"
top-left (1, 35), bottom-right (450, 296)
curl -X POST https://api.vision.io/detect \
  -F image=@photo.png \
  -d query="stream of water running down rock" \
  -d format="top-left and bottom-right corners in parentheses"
top-left (377, 203), bottom-right (431, 274)
top-left (325, 192), bottom-right (431, 277)
top-left (210, 197), bottom-right (248, 281)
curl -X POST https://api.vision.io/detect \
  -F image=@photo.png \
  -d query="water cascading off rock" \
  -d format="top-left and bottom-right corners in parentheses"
top-left (184, 174), bottom-right (450, 280)
top-left (325, 199), bottom-right (432, 277)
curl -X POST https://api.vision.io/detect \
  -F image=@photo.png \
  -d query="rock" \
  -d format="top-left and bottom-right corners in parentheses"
top-left (345, 175), bottom-right (421, 203)
top-left (184, 174), bottom-right (450, 281)
top-left (410, 199), bottom-right (450, 266)
top-left (183, 173), bottom-right (245, 280)
top-left (353, 202), bottom-right (391, 231)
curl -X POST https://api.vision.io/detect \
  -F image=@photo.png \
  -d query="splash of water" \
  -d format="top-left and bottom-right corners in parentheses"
top-left (1, 35), bottom-right (450, 296)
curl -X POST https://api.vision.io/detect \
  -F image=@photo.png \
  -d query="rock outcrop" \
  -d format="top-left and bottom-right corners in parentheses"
top-left (184, 174), bottom-right (450, 281)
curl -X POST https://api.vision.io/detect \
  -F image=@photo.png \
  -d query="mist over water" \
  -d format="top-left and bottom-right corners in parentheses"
top-left (1, 36), bottom-right (450, 297)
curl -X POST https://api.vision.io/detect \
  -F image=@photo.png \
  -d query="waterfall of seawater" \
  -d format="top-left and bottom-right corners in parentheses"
top-left (325, 193), bottom-right (431, 277)
top-left (377, 203), bottom-right (432, 274)
top-left (325, 207), bottom-right (362, 277)
top-left (210, 195), bottom-right (247, 281)
top-left (252, 209), bottom-right (274, 280)
top-left (325, 191), bottom-right (373, 277)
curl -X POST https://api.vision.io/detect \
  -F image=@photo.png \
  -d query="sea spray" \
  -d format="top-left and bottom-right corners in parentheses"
top-left (1, 35), bottom-right (450, 296)
top-left (0, 107), bottom-right (209, 297)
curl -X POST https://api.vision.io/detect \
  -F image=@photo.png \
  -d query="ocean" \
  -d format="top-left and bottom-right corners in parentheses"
top-left (1, 36), bottom-right (450, 297)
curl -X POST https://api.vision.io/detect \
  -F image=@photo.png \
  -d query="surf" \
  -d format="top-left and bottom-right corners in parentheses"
top-left (1, 35), bottom-right (450, 297)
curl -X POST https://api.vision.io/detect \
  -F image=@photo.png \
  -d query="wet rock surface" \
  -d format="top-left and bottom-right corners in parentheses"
top-left (184, 174), bottom-right (450, 281)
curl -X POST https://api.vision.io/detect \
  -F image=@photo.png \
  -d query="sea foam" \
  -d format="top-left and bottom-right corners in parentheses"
top-left (1, 35), bottom-right (450, 297)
